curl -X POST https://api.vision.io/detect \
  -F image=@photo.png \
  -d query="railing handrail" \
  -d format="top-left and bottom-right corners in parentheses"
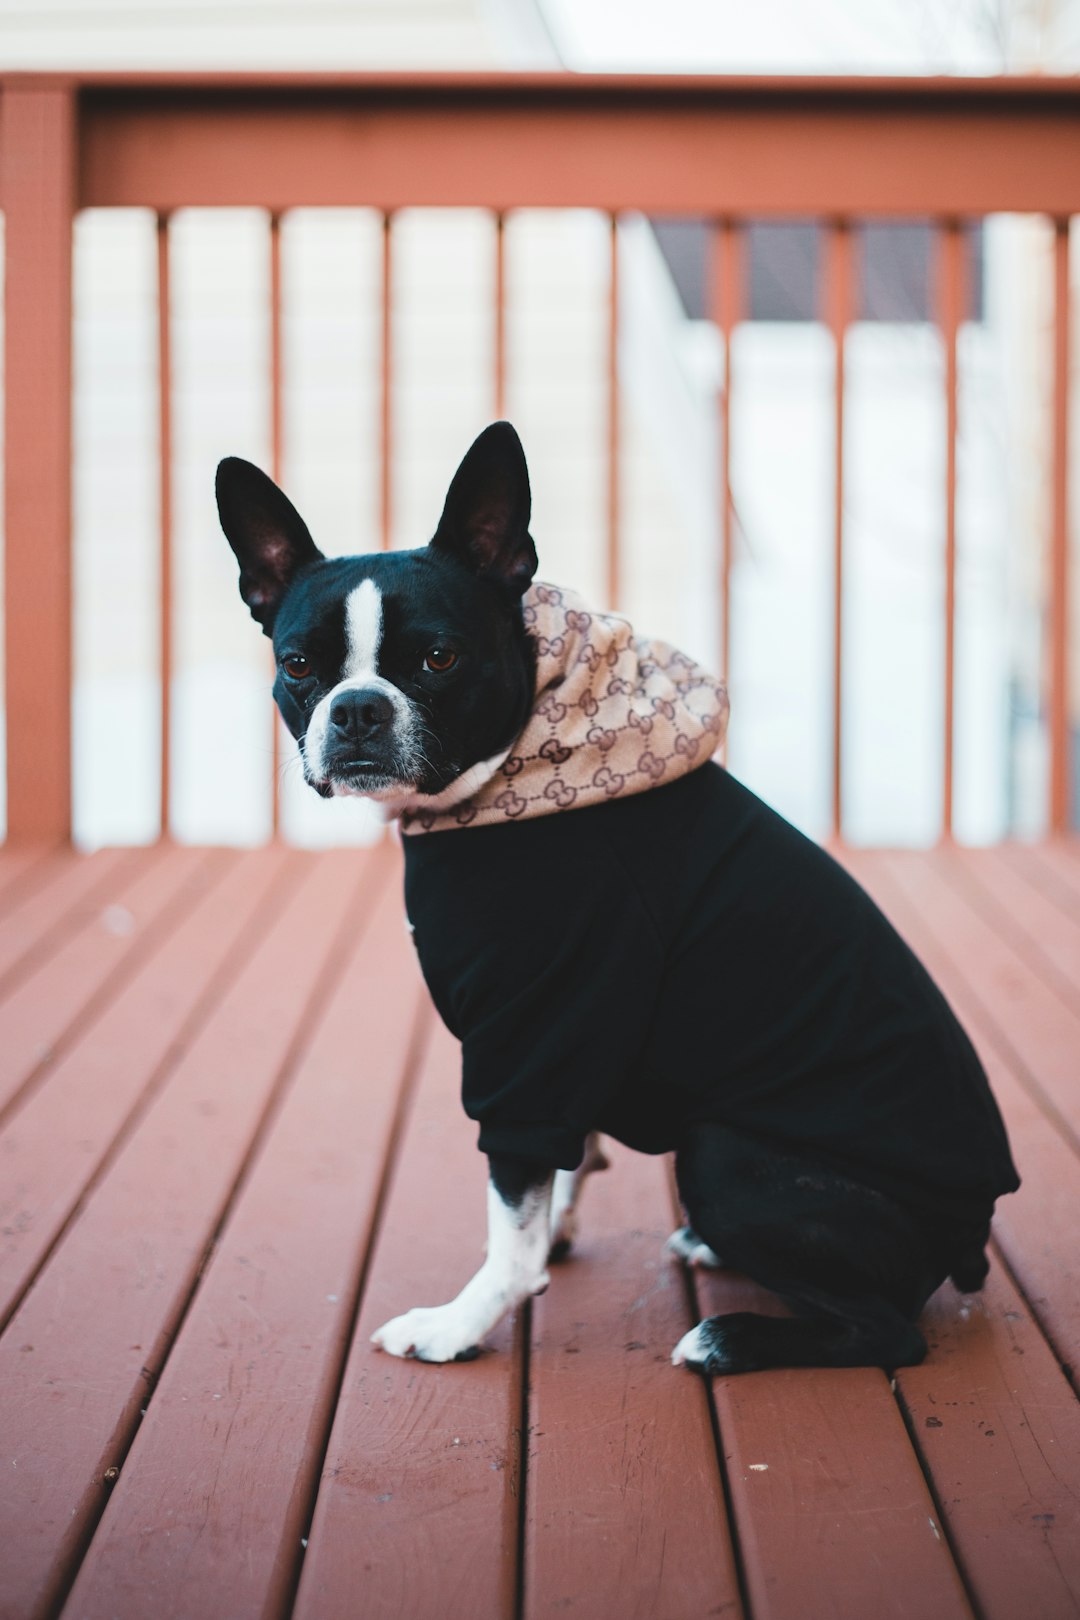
top-left (5, 70), bottom-right (1080, 216)
top-left (5, 67), bottom-right (1080, 98)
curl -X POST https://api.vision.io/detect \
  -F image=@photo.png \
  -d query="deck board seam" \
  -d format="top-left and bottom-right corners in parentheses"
top-left (999, 842), bottom-right (1080, 922)
top-left (935, 848), bottom-right (1080, 1022)
top-left (888, 1371), bottom-right (986, 1620)
top-left (873, 852), bottom-right (1080, 1162)
top-left (514, 1299), bottom-right (533, 1620)
top-left (668, 1164), bottom-right (754, 1620)
top-left (850, 853), bottom-right (1080, 1402)
top-left (0, 847), bottom-right (294, 1340)
top-left (0, 846), bottom-right (68, 915)
top-left (39, 849), bottom-right (379, 1620)
top-left (0, 845), bottom-right (223, 1134)
top-left (0, 845), bottom-right (145, 1004)
top-left (988, 1234), bottom-right (1079, 1399)
top-left (282, 994), bottom-right (433, 1620)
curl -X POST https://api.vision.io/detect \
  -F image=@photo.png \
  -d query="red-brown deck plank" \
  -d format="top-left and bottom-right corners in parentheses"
top-left (0, 844), bottom-right (134, 991)
top-left (995, 843), bottom-right (1080, 951)
top-left (1024, 838), bottom-right (1080, 900)
top-left (0, 843), bottom-right (212, 1118)
top-left (843, 849), bottom-right (1080, 1376)
top-left (524, 1143), bottom-right (742, 1620)
top-left (896, 1257), bottom-right (1080, 1620)
top-left (843, 851), bottom-right (1080, 1616)
top-left (64, 856), bottom-right (428, 1620)
top-left (946, 845), bottom-right (1080, 1018)
top-left (874, 849), bottom-right (1080, 1143)
top-left (0, 842), bottom-right (1075, 1620)
top-left (293, 1021), bottom-right (524, 1620)
top-left (0, 845), bottom-right (66, 913)
top-left (692, 1266), bottom-right (972, 1620)
top-left (0, 846), bottom-right (293, 1329)
top-left (0, 849), bottom-right (371, 1620)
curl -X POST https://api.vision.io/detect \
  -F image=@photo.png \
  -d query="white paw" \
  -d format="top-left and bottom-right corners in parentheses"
top-left (671, 1322), bottom-right (710, 1368)
top-left (371, 1304), bottom-right (484, 1364)
top-left (666, 1227), bottom-right (725, 1269)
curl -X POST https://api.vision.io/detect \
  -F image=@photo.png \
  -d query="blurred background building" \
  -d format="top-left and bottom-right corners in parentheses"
top-left (1, 0), bottom-right (1077, 847)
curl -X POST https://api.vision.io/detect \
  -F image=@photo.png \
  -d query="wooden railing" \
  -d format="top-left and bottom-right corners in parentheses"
top-left (1, 72), bottom-right (1078, 844)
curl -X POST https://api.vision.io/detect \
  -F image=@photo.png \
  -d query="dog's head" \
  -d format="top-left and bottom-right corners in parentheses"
top-left (216, 422), bottom-right (538, 806)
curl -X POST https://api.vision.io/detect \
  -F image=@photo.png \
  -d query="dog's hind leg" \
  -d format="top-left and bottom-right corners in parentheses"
top-left (548, 1132), bottom-right (610, 1261)
top-left (672, 1120), bottom-right (954, 1375)
top-left (672, 1299), bottom-right (927, 1374)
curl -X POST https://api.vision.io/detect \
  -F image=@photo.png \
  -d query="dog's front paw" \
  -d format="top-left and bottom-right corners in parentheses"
top-left (371, 1304), bottom-right (483, 1364)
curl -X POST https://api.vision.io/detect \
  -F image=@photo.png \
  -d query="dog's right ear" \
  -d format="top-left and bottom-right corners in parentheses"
top-left (215, 457), bottom-right (323, 635)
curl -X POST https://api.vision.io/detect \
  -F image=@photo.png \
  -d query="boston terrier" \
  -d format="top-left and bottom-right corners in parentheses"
top-left (216, 422), bottom-right (1019, 1374)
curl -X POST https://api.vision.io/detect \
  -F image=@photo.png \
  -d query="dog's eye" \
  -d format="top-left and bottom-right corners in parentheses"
top-left (282, 655), bottom-right (311, 680)
top-left (424, 647), bottom-right (458, 673)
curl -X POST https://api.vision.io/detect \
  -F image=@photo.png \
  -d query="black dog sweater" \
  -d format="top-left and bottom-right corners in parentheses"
top-left (403, 762), bottom-right (1019, 1224)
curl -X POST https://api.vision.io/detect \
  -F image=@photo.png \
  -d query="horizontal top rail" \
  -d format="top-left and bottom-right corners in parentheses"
top-left (4, 67), bottom-right (1080, 100)
top-left (3, 70), bottom-right (1080, 215)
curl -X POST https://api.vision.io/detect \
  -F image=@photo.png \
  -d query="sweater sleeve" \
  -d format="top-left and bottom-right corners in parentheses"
top-left (404, 826), bottom-right (664, 1171)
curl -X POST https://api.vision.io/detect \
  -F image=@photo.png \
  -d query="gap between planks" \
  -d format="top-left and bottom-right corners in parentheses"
top-left (0, 846), bottom-right (383, 1620)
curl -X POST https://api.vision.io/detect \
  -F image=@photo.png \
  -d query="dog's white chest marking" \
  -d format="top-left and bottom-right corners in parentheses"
top-left (371, 1177), bottom-right (553, 1363)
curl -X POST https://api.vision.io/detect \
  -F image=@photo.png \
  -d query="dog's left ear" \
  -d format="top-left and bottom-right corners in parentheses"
top-left (429, 422), bottom-right (537, 598)
top-left (216, 457), bottom-right (324, 635)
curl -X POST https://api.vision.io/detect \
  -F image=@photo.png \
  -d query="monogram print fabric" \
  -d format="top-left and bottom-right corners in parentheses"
top-left (401, 582), bottom-right (730, 834)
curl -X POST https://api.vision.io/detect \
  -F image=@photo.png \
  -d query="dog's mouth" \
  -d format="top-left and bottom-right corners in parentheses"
top-left (310, 757), bottom-right (417, 801)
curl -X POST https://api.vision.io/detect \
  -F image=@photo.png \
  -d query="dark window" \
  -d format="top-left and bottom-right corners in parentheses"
top-left (649, 218), bottom-right (984, 324)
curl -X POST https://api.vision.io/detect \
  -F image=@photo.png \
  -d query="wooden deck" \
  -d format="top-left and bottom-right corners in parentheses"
top-left (1, 837), bottom-right (1079, 1620)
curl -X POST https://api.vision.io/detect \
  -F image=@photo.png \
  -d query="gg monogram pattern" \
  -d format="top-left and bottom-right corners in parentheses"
top-left (401, 582), bottom-right (730, 834)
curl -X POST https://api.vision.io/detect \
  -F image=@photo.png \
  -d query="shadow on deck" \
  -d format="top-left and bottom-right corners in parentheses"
top-left (0, 837), bottom-right (1078, 1620)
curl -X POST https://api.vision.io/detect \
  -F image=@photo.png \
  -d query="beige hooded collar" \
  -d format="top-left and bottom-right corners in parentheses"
top-left (399, 582), bottom-right (729, 835)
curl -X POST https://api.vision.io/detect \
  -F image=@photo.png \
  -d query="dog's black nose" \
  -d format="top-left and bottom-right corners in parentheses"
top-left (328, 687), bottom-right (395, 745)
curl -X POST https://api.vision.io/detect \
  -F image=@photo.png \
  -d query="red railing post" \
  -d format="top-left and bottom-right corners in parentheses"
top-left (1, 82), bottom-right (77, 844)
top-left (825, 221), bottom-right (854, 842)
top-left (937, 221), bottom-right (966, 843)
top-left (157, 212), bottom-right (173, 840)
top-left (710, 220), bottom-right (744, 696)
top-left (606, 214), bottom-right (620, 611)
top-left (380, 211), bottom-right (393, 552)
top-left (494, 211), bottom-right (506, 419)
top-left (1049, 219), bottom-right (1072, 835)
top-left (269, 210), bottom-right (284, 837)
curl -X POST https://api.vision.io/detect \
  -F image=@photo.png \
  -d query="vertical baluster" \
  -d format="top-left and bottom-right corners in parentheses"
top-left (710, 220), bottom-right (744, 723)
top-left (1, 85), bottom-right (76, 844)
top-left (937, 221), bottom-right (965, 843)
top-left (494, 211), bottom-right (506, 420)
top-left (825, 222), bottom-right (854, 842)
top-left (157, 213), bottom-right (173, 841)
top-left (607, 214), bottom-right (620, 611)
top-left (1050, 219), bottom-right (1072, 834)
top-left (380, 212), bottom-right (394, 552)
top-left (268, 210), bottom-right (284, 839)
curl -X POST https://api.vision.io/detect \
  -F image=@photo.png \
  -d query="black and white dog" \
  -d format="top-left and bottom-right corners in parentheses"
top-left (216, 422), bottom-right (1019, 1375)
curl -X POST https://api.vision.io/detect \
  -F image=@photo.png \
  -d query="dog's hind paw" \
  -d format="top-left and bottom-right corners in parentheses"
top-left (665, 1226), bottom-right (725, 1270)
top-left (672, 1316), bottom-right (762, 1376)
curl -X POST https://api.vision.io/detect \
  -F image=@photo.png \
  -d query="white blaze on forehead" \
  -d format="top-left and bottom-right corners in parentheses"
top-left (344, 577), bottom-right (383, 680)
top-left (304, 572), bottom-right (419, 792)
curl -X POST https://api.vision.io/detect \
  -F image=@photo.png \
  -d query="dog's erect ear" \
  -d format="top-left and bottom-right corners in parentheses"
top-left (216, 457), bottom-right (323, 635)
top-left (429, 422), bottom-right (537, 598)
